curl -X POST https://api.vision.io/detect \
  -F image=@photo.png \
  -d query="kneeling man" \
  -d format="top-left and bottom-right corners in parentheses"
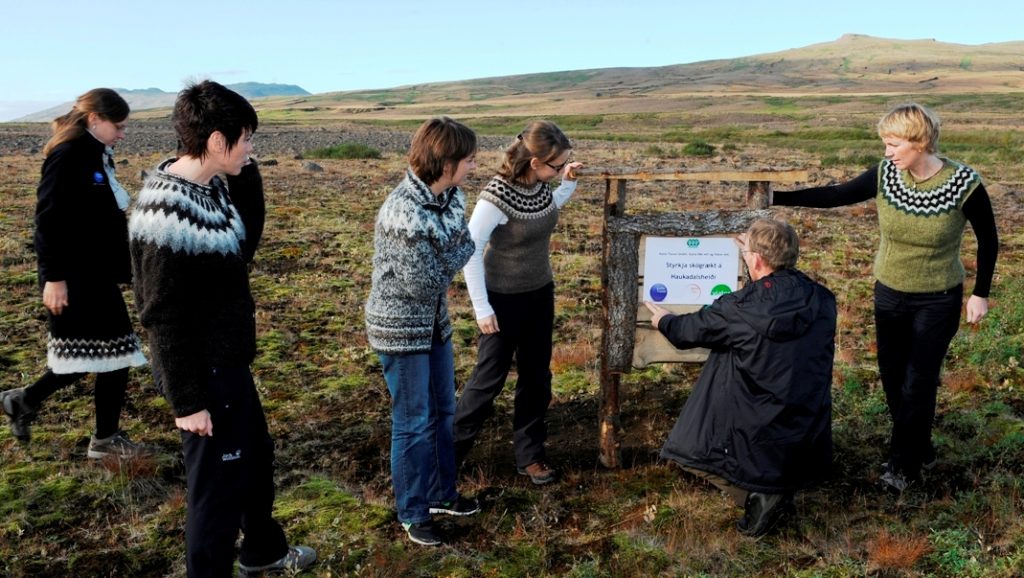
top-left (646, 218), bottom-right (836, 537)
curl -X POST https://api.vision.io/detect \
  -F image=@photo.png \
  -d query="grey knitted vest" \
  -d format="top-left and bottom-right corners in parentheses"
top-left (479, 176), bottom-right (560, 294)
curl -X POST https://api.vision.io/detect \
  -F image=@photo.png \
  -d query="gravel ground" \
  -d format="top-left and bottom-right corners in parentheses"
top-left (0, 120), bottom-right (512, 158)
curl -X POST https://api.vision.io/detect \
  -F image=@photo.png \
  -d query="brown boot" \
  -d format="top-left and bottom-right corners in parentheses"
top-left (517, 461), bottom-right (558, 485)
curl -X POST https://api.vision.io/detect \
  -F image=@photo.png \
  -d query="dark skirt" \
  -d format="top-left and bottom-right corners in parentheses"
top-left (45, 278), bottom-right (146, 374)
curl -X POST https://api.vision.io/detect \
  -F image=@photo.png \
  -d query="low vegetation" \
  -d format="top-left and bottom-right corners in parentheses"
top-left (306, 142), bottom-right (382, 160)
top-left (1, 97), bottom-right (1022, 577)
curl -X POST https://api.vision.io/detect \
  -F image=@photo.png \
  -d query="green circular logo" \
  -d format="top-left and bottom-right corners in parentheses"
top-left (687, 238), bottom-right (700, 248)
top-left (710, 284), bottom-right (732, 296)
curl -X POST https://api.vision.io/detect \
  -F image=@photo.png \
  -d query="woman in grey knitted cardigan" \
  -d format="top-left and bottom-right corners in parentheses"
top-left (364, 117), bottom-right (481, 546)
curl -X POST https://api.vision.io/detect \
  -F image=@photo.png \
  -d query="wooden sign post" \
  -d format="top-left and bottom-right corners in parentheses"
top-left (583, 168), bottom-right (808, 468)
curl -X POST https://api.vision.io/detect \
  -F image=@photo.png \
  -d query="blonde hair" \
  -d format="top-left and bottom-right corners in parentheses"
top-left (877, 103), bottom-right (940, 154)
top-left (43, 88), bottom-right (129, 157)
top-left (407, 117), bottom-right (477, 186)
top-left (747, 219), bottom-right (799, 270)
top-left (498, 120), bottom-right (571, 184)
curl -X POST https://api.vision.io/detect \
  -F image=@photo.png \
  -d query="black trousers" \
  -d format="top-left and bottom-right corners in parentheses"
top-left (181, 366), bottom-right (287, 578)
top-left (23, 368), bottom-right (128, 438)
top-left (454, 283), bottom-right (554, 469)
top-left (874, 281), bottom-right (962, 477)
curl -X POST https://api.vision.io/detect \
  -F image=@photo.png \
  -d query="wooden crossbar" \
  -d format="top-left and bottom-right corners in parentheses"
top-left (578, 168), bottom-right (808, 183)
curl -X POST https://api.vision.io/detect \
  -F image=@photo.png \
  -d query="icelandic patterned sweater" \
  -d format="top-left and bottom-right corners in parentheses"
top-left (773, 158), bottom-right (998, 296)
top-left (365, 169), bottom-right (475, 354)
top-left (478, 176), bottom-right (560, 294)
top-left (129, 160), bottom-right (265, 417)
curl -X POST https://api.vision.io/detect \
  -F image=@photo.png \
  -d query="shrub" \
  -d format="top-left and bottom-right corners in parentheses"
top-left (307, 142), bottom-right (382, 160)
top-left (682, 140), bottom-right (715, 156)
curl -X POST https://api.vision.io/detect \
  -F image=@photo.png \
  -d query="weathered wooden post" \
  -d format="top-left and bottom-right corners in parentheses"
top-left (747, 180), bottom-right (771, 209)
top-left (599, 178), bottom-right (628, 468)
top-left (593, 168), bottom-right (805, 469)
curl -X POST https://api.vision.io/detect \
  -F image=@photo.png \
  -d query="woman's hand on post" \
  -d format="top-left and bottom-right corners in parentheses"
top-left (42, 280), bottom-right (69, 315)
top-left (965, 295), bottom-right (989, 324)
top-left (175, 410), bottom-right (213, 436)
top-left (563, 161), bottom-right (584, 181)
top-left (477, 314), bottom-right (500, 334)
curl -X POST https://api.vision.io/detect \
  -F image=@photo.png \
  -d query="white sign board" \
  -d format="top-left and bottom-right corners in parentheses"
top-left (643, 236), bottom-right (740, 305)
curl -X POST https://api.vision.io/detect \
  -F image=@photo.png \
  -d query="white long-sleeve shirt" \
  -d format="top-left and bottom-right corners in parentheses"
top-left (463, 179), bottom-right (578, 319)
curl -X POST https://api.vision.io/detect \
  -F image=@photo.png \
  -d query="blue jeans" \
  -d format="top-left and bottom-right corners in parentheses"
top-left (379, 339), bottom-right (458, 524)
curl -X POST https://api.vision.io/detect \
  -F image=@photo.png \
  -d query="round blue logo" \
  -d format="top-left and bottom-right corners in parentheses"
top-left (93, 171), bottom-right (105, 184)
top-left (687, 238), bottom-right (700, 248)
top-left (649, 283), bottom-right (668, 302)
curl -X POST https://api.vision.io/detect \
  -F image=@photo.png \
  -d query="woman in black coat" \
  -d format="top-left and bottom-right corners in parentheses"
top-left (0, 88), bottom-right (147, 458)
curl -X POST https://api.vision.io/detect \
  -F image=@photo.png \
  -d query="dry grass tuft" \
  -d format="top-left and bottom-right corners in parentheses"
top-left (946, 369), bottom-right (981, 394)
top-left (551, 339), bottom-right (597, 373)
top-left (867, 528), bottom-right (931, 571)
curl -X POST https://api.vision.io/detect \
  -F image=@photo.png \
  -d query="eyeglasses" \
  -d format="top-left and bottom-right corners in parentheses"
top-left (544, 154), bottom-right (572, 173)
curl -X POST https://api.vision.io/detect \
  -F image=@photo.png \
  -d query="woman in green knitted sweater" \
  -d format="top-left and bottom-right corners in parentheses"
top-left (772, 103), bottom-right (998, 494)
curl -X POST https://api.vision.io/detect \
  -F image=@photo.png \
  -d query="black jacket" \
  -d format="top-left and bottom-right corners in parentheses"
top-left (659, 268), bottom-right (836, 493)
top-left (35, 133), bottom-right (131, 284)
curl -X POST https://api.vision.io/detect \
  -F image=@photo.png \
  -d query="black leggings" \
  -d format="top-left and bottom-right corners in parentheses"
top-left (874, 281), bottom-right (962, 477)
top-left (454, 283), bottom-right (555, 468)
top-left (23, 368), bottom-right (129, 438)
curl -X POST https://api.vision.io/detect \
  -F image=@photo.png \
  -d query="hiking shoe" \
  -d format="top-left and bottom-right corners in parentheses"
top-left (517, 461), bottom-right (558, 485)
top-left (238, 545), bottom-right (317, 576)
top-left (429, 495), bottom-right (480, 516)
top-left (922, 447), bottom-right (938, 471)
top-left (1, 388), bottom-right (36, 443)
top-left (737, 492), bottom-right (791, 537)
top-left (880, 467), bottom-right (913, 494)
top-left (87, 431), bottom-right (151, 459)
top-left (402, 520), bottom-right (443, 546)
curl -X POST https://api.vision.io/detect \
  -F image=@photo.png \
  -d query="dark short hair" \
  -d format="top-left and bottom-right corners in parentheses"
top-left (173, 80), bottom-right (258, 159)
top-left (747, 218), bottom-right (799, 270)
top-left (407, 117), bottom-right (477, 186)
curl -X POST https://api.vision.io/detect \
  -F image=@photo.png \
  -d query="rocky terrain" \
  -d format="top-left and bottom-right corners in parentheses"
top-left (0, 120), bottom-right (512, 158)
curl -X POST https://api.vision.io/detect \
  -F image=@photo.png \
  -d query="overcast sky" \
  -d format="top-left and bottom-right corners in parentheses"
top-left (1, 0), bottom-right (1019, 121)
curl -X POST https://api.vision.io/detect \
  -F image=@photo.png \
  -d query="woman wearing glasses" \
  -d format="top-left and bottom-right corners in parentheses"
top-left (454, 120), bottom-right (583, 485)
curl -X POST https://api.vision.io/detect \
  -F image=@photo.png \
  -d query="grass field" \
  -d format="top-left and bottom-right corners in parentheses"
top-left (1, 98), bottom-right (1023, 577)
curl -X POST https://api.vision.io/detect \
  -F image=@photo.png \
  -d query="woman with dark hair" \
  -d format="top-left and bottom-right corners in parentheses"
top-left (1, 88), bottom-right (148, 458)
top-left (130, 80), bottom-right (315, 577)
top-left (365, 116), bottom-right (482, 546)
top-left (453, 120), bottom-right (583, 485)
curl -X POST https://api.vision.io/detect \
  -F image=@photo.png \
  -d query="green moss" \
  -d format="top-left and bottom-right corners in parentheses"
top-left (307, 142), bottom-right (382, 160)
top-left (275, 476), bottom-right (391, 537)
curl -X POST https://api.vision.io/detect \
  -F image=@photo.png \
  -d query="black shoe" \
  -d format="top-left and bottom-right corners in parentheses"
top-left (238, 545), bottom-right (316, 576)
top-left (737, 492), bottom-right (790, 537)
top-left (922, 446), bottom-right (938, 471)
top-left (1, 388), bottom-right (36, 443)
top-left (402, 520), bottom-right (443, 546)
top-left (429, 495), bottom-right (480, 516)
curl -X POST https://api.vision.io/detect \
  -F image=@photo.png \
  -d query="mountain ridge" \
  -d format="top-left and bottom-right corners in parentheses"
top-left (12, 83), bottom-right (310, 122)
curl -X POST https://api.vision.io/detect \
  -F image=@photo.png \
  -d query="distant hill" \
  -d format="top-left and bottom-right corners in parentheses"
top-left (244, 34), bottom-right (1024, 121)
top-left (13, 83), bottom-right (310, 122)
top-left (18, 35), bottom-right (1023, 124)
